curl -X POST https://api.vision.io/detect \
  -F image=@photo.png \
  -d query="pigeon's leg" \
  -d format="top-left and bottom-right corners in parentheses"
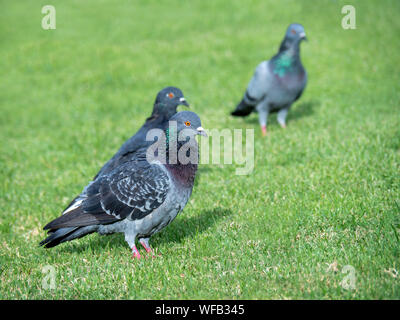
top-left (125, 233), bottom-right (141, 259)
top-left (256, 103), bottom-right (269, 136)
top-left (139, 237), bottom-right (152, 253)
top-left (277, 106), bottom-right (290, 128)
top-left (139, 237), bottom-right (160, 258)
top-left (261, 124), bottom-right (267, 136)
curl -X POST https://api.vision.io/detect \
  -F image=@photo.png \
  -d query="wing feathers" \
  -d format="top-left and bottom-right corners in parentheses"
top-left (42, 161), bottom-right (170, 233)
top-left (43, 206), bottom-right (118, 230)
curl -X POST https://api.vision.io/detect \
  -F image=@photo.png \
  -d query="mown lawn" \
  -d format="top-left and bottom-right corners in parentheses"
top-left (0, 0), bottom-right (399, 299)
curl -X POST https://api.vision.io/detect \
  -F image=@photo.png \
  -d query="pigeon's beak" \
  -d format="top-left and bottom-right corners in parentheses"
top-left (196, 127), bottom-right (208, 137)
top-left (179, 97), bottom-right (189, 107)
top-left (299, 32), bottom-right (307, 41)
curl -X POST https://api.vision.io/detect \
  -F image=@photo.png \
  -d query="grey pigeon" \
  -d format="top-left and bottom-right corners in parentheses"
top-left (62, 87), bottom-right (189, 215)
top-left (40, 111), bottom-right (207, 259)
top-left (231, 23), bottom-right (308, 135)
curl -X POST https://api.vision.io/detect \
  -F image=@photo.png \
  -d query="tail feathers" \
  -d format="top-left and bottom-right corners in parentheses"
top-left (41, 187), bottom-right (121, 248)
top-left (39, 226), bottom-right (98, 248)
top-left (43, 207), bottom-right (87, 230)
top-left (39, 227), bottom-right (77, 248)
top-left (231, 99), bottom-right (254, 117)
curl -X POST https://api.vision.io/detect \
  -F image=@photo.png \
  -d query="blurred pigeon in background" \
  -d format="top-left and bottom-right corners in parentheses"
top-left (40, 111), bottom-right (207, 259)
top-left (231, 23), bottom-right (308, 135)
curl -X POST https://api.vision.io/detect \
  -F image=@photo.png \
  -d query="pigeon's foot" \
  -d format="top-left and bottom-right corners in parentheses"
top-left (132, 245), bottom-right (141, 260)
top-left (139, 239), bottom-right (152, 253)
top-left (140, 238), bottom-right (160, 259)
top-left (280, 123), bottom-right (287, 129)
top-left (261, 125), bottom-right (267, 136)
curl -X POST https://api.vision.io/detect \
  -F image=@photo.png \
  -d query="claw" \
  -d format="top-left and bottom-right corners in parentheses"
top-left (140, 239), bottom-right (158, 258)
top-left (140, 239), bottom-right (152, 253)
top-left (139, 239), bottom-right (162, 259)
top-left (132, 245), bottom-right (141, 260)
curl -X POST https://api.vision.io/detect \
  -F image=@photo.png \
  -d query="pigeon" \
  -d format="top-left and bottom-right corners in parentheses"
top-left (95, 86), bottom-right (189, 178)
top-left (231, 23), bottom-right (308, 135)
top-left (39, 110), bottom-right (207, 259)
top-left (60, 87), bottom-right (189, 216)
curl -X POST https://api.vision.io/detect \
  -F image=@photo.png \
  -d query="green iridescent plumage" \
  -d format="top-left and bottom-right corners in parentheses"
top-left (273, 53), bottom-right (293, 77)
top-left (165, 126), bottom-right (176, 151)
top-left (166, 126), bottom-right (174, 143)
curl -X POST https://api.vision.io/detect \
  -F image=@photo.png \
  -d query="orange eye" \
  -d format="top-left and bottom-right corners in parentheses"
top-left (168, 92), bottom-right (174, 99)
top-left (184, 121), bottom-right (191, 127)
top-left (291, 29), bottom-right (296, 34)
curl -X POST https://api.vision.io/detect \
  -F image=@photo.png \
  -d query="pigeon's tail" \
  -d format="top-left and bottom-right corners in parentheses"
top-left (39, 188), bottom-right (120, 248)
top-left (231, 98), bottom-right (255, 117)
top-left (39, 225), bottom-right (98, 248)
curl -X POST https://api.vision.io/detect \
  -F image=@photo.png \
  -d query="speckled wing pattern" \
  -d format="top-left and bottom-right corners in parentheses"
top-left (98, 160), bottom-right (170, 221)
top-left (99, 163), bottom-right (169, 220)
top-left (43, 159), bottom-right (171, 230)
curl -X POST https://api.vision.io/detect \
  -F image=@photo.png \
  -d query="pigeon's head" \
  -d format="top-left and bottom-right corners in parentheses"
top-left (168, 111), bottom-right (207, 138)
top-left (154, 86), bottom-right (189, 108)
top-left (151, 87), bottom-right (189, 119)
top-left (285, 23), bottom-right (307, 42)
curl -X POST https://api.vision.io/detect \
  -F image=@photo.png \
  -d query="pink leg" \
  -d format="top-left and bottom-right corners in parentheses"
top-left (132, 245), bottom-right (141, 260)
top-left (140, 238), bottom-right (161, 258)
top-left (139, 239), bottom-right (152, 253)
top-left (261, 125), bottom-right (267, 136)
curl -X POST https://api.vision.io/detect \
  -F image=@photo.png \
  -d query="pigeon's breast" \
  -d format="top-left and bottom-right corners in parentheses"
top-left (126, 169), bottom-right (193, 238)
top-left (276, 67), bottom-right (305, 88)
top-left (268, 68), bottom-right (306, 106)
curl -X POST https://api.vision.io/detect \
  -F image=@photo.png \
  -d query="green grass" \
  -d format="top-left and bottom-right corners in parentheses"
top-left (0, 0), bottom-right (399, 299)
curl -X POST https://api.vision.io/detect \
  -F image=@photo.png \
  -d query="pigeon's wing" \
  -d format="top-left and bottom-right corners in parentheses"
top-left (98, 160), bottom-right (170, 221)
top-left (246, 61), bottom-right (271, 103)
top-left (44, 158), bottom-right (170, 230)
top-left (232, 61), bottom-right (271, 116)
top-left (94, 143), bottom-right (142, 180)
top-left (93, 131), bottom-right (145, 180)
top-left (94, 115), bottom-right (164, 180)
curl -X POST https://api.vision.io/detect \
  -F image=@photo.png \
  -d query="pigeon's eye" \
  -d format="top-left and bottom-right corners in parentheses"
top-left (291, 29), bottom-right (296, 34)
top-left (184, 121), bottom-right (191, 127)
top-left (167, 92), bottom-right (174, 99)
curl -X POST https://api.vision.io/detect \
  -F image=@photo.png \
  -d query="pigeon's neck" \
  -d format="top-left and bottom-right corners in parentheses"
top-left (165, 162), bottom-right (197, 188)
top-left (165, 134), bottom-right (199, 165)
top-left (147, 103), bottom-right (177, 122)
top-left (164, 136), bottom-right (198, 188)
top-left (272, 39), bottom-right (302, 77)
top-left (278, 37), bottom-right (301, 58)
top-left (165, 139), bottom-right (198, 188)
